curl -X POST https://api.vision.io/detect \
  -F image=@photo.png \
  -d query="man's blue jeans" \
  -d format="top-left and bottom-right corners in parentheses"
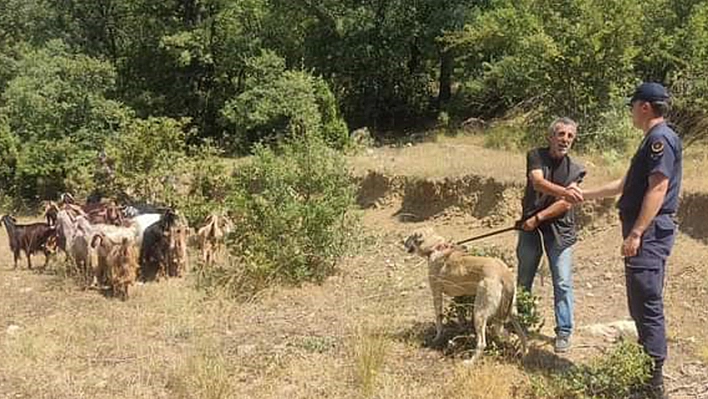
top-left (516, 229), bottom-right (574, 337)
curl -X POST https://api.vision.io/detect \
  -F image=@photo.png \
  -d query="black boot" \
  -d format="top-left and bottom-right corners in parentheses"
top-left (650, 364), bottom-right (668, 399)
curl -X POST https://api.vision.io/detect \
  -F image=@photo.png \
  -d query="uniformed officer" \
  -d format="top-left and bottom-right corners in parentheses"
top-left (580, 82), bottom-right (681, 398)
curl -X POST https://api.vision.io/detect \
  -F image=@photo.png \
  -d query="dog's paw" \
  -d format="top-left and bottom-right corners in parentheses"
top-left (462, 350), bottom-right (483, 366)
top-left (462, 357), bottom-right (478, 367)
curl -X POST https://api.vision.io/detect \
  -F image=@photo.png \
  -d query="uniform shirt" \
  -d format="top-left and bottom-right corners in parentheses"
top-left (522, 147), bottom-right (586, 249)
top-left (618, 122), bottom-right (683, 224)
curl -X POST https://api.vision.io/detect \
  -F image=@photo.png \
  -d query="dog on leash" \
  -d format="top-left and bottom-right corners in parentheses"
top-left (404, 227), bottom-right (527, 364)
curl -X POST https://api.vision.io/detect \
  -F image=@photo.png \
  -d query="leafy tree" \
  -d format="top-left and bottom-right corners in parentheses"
top-left (105, 116), bottom-right (189, 203)
top-left (0, 40), bottom-right (131, 200)
top-left (221, 50), bottom-right (348, 150)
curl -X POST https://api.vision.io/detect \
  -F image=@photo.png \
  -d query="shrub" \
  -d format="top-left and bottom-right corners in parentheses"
top-left (199, 133), bottom-right (357, 297)
top-left (0, 118), bottom-right (19, 198)
top-left (483, 123), bottom-right (528, 151)
top-left (515, 288), bottom-right (544, 335)
top-left (175, 142), bottom-right (233, 227)
top-left (532, 341), bottom-right (653, 399)
top-left (106, 117), bottom-right (189, 204)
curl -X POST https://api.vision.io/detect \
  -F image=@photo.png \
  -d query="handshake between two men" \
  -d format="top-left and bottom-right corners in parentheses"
top-left (519, 180), bottom-right (591, 233)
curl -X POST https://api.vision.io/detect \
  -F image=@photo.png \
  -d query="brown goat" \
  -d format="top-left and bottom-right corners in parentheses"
top-left (168, 224), bottom-right (189, 278)
top-left (1, 215), bottom-right (57, 270)
top-left (197, 213), bottom-right (232, 266)
top-left (197, 214), bottom-right (222, 266)
top-left (92, 235), bottom-right (138, 300)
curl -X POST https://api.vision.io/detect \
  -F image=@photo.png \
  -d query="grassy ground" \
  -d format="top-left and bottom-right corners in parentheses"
top-left (2, 135), bottom-right (708, 398)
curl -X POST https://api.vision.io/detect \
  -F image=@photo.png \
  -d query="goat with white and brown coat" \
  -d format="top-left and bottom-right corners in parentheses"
top-left (52, 206), bottom-right (138, 285)
top-left (1, 215), bottom-right (57, 270)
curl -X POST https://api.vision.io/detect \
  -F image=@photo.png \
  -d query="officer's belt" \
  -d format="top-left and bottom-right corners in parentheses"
top-left (619, 209), bottom-right (677, 223)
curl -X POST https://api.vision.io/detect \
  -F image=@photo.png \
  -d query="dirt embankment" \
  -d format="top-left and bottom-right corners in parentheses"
top-left (356, 170), bottom-right (708, 241)
top-left (676, 192), bottom-right (708, 242)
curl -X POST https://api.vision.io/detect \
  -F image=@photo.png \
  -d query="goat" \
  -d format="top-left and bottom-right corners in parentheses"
top-left (44, 201), bottom-right (59, 226)
top-left (60, 192), bottom-right (123, 226)
top-left (130, 213), bottom-right (162, 247)
top-left (196, 213), bottom-right (232, 266)
top-left (92, 235), bottom-right (138, 300)
top-left (70, 225), bottom-right (97, 287)
top-left (1, 215), bottom-right (57, 270)
top-left (58, 214), bottom-right (137, 284)
top-left (167, 223), bottom-right (189, 278)
top-left (139, 209), bottom-right (179, 281)
top-left (85, 202), bottom-right (124, 226)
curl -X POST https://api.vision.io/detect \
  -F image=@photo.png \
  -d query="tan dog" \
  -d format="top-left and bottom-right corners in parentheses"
top-left (404, 227), bottom-right (527, 364)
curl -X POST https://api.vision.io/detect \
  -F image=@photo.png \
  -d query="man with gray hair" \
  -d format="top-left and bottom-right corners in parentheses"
top-left (517, 117), bottom-right (585, 353)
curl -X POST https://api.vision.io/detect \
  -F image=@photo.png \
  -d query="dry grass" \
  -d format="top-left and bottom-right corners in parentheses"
top-left (443, 362), bottom-right (526, 399)
top-left (698, 345), bottom-right (708, 365)
top-left (1, 218), bottom-right (706, 398)
top-left (348, 132), bottom-right (708, 194)
top-left (167, 343), bottom-right (233, 399)
top-left (351, 329), bottom-right (389, 398)
top-left (349, 133), bottom-right (626, 188)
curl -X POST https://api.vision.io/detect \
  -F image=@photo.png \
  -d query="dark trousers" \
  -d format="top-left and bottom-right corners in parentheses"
top-left (625, 265), bottom-right (667, 365)
top-left (621, 214), bottom-right (676, 367)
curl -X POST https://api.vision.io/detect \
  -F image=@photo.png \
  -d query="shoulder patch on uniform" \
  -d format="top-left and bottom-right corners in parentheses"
top-left (651, 141), bottom-right (664, 154)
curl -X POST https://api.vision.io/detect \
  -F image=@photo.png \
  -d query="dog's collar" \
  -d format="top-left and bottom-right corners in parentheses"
top-left (432, 243), bottom-right (452, 251)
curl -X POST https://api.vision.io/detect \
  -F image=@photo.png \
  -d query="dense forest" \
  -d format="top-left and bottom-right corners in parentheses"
top-left (1, 0), bottom-right (708, 202)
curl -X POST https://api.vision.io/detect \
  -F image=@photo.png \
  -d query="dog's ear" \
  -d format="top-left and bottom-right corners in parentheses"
top-left (403, 232), bottom-right (419, 246)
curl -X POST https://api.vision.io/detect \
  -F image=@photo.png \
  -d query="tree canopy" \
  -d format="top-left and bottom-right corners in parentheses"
top-left (2, 0), bottom-right (708, 201)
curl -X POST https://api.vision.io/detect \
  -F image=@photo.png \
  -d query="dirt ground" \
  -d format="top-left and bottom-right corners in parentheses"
top-left (1, 137), bottom-right (707, 398)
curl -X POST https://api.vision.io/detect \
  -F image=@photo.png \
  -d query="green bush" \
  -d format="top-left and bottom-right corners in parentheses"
top-left (175, 143), bottom-right (233, 227)
top-left (577, 103), bottom-right (640, 153)
top-left (0, 119), bottom-right (18, 198)
top-left (483, 123), bottom-right (528, 151)
top-left (446, 0), bottom-right (642, 143)
top-left (516, 288), bottom-right (544, 335)
top-left (532, 341), bottom-right (653, 399)
top-left (106, 117), bottom-right (189, 204)
top-left (221, 51), bottom-right (349, 152)
top-left (199, 133), bottom-right (357, 297)
top-left (0, 40), bottom-right (132, 202)
top-left (13, 138), bottom-right (96, 200)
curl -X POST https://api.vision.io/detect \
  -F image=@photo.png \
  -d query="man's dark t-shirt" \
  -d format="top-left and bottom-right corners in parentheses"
top-left (522, 147), bottom-right (586, 249)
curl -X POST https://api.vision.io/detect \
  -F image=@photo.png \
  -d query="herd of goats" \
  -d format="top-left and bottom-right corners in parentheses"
top-left (1, 194), bottom-right (233, 300)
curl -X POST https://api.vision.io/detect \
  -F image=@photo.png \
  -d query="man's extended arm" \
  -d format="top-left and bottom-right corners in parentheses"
top-left (580, 175), bottom-right (626, 200)
top-left (537, 200), bottom-right (572, 221)
top-left (529, 169), bottom-right (583, 203)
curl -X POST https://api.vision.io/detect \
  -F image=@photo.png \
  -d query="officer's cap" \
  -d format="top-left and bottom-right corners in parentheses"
top-left (627, 82), bottom-right (670, 105)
